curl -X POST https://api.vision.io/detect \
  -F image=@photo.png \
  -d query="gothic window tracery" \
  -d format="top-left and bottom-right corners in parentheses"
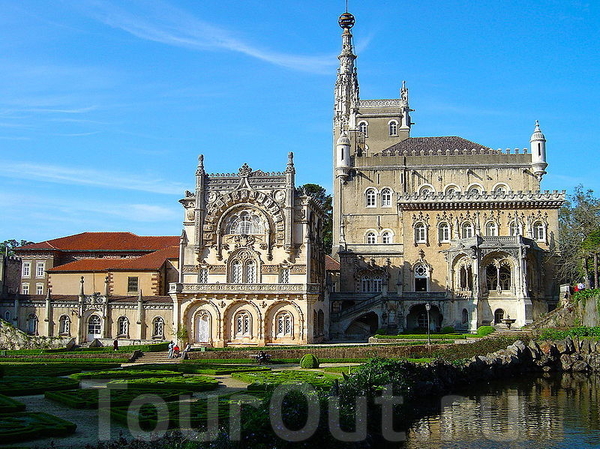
top-left (235, 311), bottom-right (252, 338)
top-left (276, 312), bottom-right (293, 337)
top-left (59, 315), bottom-right (70, 335)
top-left (152, 317), bottom-right (165, 338)
top-left (228, 251), bottom-right (259, 283)
top-left (358, 121), bottom-right (368, 136)
top-left (485, 221), bottom-right (498, 236)
top-left (461, 222), bottom-right (474, 239)
top-left (225, 210), bottom-right (266, 235)
top-left (365, 188), bottom-right (377, 207)
top-left (414, 263), bottom-right (429, 292)
top-left (388, 120), bottom-right (398, 136)
top-left (533, 221), bottom-right (546, 242)
top-left (381, 188), bottom-right (392, 207)
top-left (366, 231), bottom-right (376, 244)
top-left (118, 316), bottom-right (129, 336)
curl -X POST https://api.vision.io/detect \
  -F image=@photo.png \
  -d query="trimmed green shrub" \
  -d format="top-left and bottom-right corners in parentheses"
top-left (232, 369), bottom-right (337, 391)
top-left (0, 412), bottom-right (76, 443)
top-left (538, 326), bottom-right (600, 340)
top-left (0, 376), bottom-right (80, 396)
top-left (108, 375), bottom-right (219, 392)
top-left (0, 393), bottom-right (26, 413)
top-left (477, 325), bottom-right (496, 336)
top-left (441, 326), bottom-right (455, 334)
top-left (70, 369), bottom-right (183, 381)
top-left (299, 354), bottom-right (320, 368)
top-left (375, 328), bottom-right (388, 335)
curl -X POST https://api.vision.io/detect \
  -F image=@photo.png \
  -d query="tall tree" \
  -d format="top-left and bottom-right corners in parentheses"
top-left (558, 185), bottom-right (600, 286)
top-left (0, 239), bottom-right (34, 256)
top-left (297, 184), bottom-right (333, 255)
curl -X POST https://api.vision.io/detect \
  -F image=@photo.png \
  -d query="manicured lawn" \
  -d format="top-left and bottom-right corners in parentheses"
top-left (232, 369), bottom-right (338, 391)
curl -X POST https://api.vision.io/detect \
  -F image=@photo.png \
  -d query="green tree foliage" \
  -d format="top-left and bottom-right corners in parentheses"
top-left (0, 240), bottom-right (34, 256)
top-left (297, 184), bottom-right (332, 255)
top-left (558, 185), bottom-right (600, 285)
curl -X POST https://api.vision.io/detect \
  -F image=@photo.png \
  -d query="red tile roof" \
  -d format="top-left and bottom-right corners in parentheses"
top-left (17, 232), bottom-right (178, 252)
top-left (48, 246), bottom-right (179, 273)
top-left (325, 255), bottom-right (340, 271)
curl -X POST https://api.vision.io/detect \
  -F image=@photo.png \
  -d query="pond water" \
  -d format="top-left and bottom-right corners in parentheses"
top-left (402, 373), bottom-right (600, 448)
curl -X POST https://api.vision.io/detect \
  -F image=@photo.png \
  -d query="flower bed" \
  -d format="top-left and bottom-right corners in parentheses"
top-left (232, 370), bottom-right (338, 391)
top-left (0, 393), bottom-right (26, 413)
top-left (108, 376), bottom-right (219, 392)
top-left (0, 412), bottom-right (76, 443)
top-left (0, 376), bottom-right (80, 396)
top-left (70, 369), bottom-right (183, 381)
top-left (45, 388), bottom-right (193, 409)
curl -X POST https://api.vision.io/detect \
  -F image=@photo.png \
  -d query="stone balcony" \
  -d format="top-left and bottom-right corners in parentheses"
top-left (169, 282), bottom-right (322, 295)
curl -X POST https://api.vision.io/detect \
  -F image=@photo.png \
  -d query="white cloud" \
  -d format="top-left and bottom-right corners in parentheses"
top-left (0, 161), bottom-right (186, 195)
top-left (83, 0), bottom-right (336, 74)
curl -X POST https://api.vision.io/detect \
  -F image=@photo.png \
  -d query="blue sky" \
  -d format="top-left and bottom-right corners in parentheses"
top-left (1, 0), bottom-right (598, 243)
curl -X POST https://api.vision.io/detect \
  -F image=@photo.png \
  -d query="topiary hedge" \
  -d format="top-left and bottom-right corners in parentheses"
top-left (70, 369), bottom-right (183, 381)
top-left (0, 376), bottom-right (80, 396)
top-left (0, 393), bottom-right (26, 413)
top-left (108, 375), bottom-right (219, 392)
top-left (477, 325), bottom-right (496, 336)
top-left (45, 388), bottom-right (192, 409)
top-left (0, 412), bottom-right (76, 443)
top-left (299, 353), bottom-right (320, 368)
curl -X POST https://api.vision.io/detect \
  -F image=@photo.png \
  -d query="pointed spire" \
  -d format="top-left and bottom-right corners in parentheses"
top-left (196, 154), bottom-right (205, 176)
top-left (334, 11), bottom-right (359, 135)
top-left (285, 152), bottom-right (295, 174)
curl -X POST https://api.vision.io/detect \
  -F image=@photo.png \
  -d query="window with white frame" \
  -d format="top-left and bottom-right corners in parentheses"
top-left (414, 222), bottom-right (427, 243)
top-left (485, 221), bottom-right (498, 236)
top-left (235, 311), bottom-right (252, 338)
top-left (389, 120), bottom-right (398, 136)
top-left (533, 221), bottom-right (546, 242)
top-left (462, 222), bottom-right (474, 239)
top-left (381, 188), bottom-right (392, 207)
top-left (358, 121), bottom-right (368, 136)
top-left (225, 210), bottom-right (266, 235)
top-left (419, 185), bottom-right (434, 196)
top-left (36, 261), bottom-right (45, 278)
top-left (276, 312), bottom-right (293, 337)
top-left (494, 184), bottom-right (509, 194)
top-left (22, 262), bottom-right (31, 278)
top-left (59, 315), bottom-right (70, 335)
top-left (36, 284), bottom-right (43, 295)
top-left (21, 283), bottom-right (29, 294)
top-left (381, 231), bottom-right (392, 244)
top-left (366, 188), bottom-right (377, 207)
top-left (366, 232), bottom-right (376, 244)
top-left (445, 185), bottom-right (460, 196)
top-left (118, 316), bottom-right (129, 336)
top-left (88, 315), bottom-right (101, 336)
top-left (438, 222), bottom-right (450, 243)
top-left (152, 317), bottom-right (165, 338)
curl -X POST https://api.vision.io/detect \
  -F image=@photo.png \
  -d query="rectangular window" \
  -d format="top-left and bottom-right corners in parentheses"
top-left (127, 276), bottom-right (139, 293)
top-left (199, 268), bottom-right (208, 283)
top-left (21, 283), bottom-right (29, 294)
top-left (280, 268), bottom-right (290, 284)
top-left (36, 284), bottom-right (44, 295)
top-left (36, 262), bottom-right (45, 278)
top-left (22, 262), bottom-right (31, 278)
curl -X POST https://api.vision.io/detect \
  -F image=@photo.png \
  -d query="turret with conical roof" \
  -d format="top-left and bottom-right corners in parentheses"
top-left (530, 120), bottom-right (548, 181)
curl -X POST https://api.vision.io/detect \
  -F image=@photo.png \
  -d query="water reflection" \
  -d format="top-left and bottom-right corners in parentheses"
top-left (403, 373), bottom-right (600, 448)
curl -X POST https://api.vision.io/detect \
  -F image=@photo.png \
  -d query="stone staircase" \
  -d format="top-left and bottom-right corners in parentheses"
top-left (132, 350), bottom-right (180, 364)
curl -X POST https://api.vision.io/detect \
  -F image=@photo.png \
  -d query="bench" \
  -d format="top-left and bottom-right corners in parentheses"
top-left (249, 353), bottom-right (271, 364)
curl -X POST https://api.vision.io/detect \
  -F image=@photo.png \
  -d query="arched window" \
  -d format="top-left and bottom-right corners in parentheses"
top-left (419, 185), bottom-right (434, 196)
top-left (499, 266), bottom-right (511, 290)
top-left (462, 222), bottom-right (474, 239)
top-left (467, 185), bottom-right (482, 195)
top-left (276, 312), bottom-right (293, 337)
top-left (231, 261), bottom-right (243, 283)
top-left (389, 120), bottom-right (398, 136)
top-left (117, 316), bottom-right (129, 337)
top-left (494, 184), bottom-right (509, 195)
top-left (485, 221), bottom-right (498, 237)
top-left (235, 311), bottom-right (252, 338)
top-left (414, 264), bottom-right (429, 292)
top-left (438, 222), bottom-right (450, 243)
top-left (415, 222), bottom-right (427, 243)
top-left (381, 188), bottom-right (392, 207)
top-left (533, 221), bottom-right (546, 242)
top-left (358, 121), bottom-right (368, 136)
top-left (225, 210), bottom-right (266, 235)
top-left (152, 317), bottom-right (165, 338)
top-left (461, 308), bottom-right (469, 325)
top-left (229, 253), bottom-right (259, 284)
top-left (459, 265), bottom-right (473, 290)
top-left (366, 232), bottom-right (376, 244)
top-left (381, 231), bottom-right (392, 244)
top-left (88, 315), bottom-right (101, 337)
top-left (361, 276), bottom-right (383, 292)
top-left (486, 263), bottom-right (511, 292)
top-left (59, 315), bottom-right (70, 335)
top-left (509, 221), bottom-right (521, 236)
top-left (4, 311), bottom-right (11, 322)
top-left (494, 309), bottom-right (505, 324)
top-left (365, 188), bottom-right (377, 207)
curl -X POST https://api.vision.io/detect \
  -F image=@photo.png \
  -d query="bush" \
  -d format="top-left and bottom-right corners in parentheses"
top-left (477, 326), bottom-right (496, 337)
top-left (299, 354), bottom-right (320, 369)
top-left (375, 328), bottom-right (388, 335)
top-left (441, 326), bottom-right (455, 334)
